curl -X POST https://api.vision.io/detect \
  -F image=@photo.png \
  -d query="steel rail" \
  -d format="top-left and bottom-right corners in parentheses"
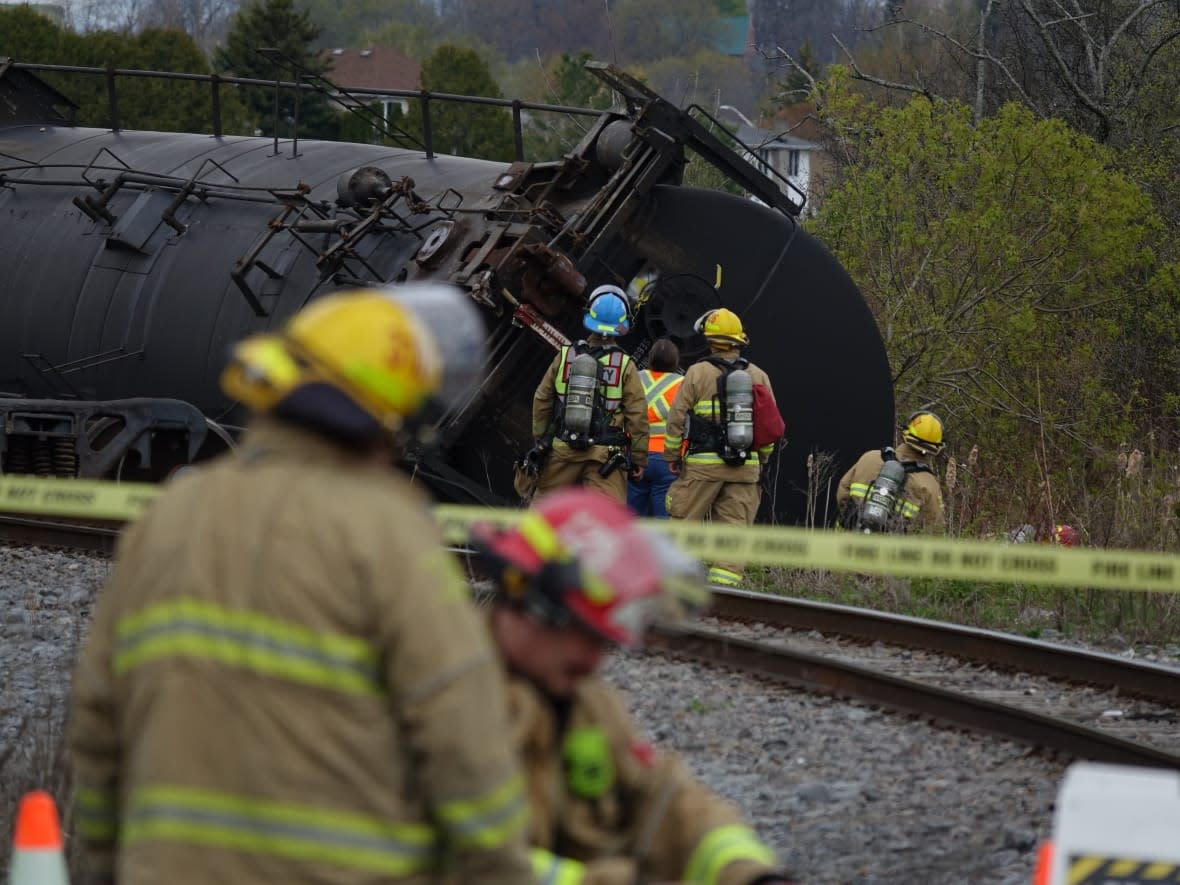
top-left (6, 518), bottom-right (1179, 768)
top-left (708, 588), bottom-right (1180, 705)
top-left (0, 514), bottom-right (120, 554)
top-left (649, 623), bottom-right (1180, 770)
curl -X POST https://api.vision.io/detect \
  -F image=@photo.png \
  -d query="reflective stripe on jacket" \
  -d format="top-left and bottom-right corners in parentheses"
top-left (68, 419), bottom-right (533, 885)
top-left (664, 351), bottom-right (775, 476)
top-left (553, 345), bottom-right (629, 413)
top-left (532, 847), bottom-right (586, 885)
top-left (639, 369), bottom-right (683, 455)
top-left (532, 340), bottom-right (650, 468)
top-left (836, 442), bottom-right (945, 533)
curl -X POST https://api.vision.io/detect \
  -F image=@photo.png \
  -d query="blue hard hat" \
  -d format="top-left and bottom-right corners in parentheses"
top-left (583, 285), bottom-right (630, 336)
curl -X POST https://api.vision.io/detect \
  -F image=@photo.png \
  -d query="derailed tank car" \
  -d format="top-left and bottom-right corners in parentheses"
top-left (0, 60), bottom-right (892, 523)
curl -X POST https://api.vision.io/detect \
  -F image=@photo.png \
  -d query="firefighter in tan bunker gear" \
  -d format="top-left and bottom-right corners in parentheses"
top-left (473, 487), bottom-right (801, 885)
top-left (532, 286), bottom-right (649, 503)
top-left (836, 411), bottom-right (946, 534)
top-left (663, 309), bottom-right (776, 588)
top-left (68, 286), bottom-right (535, 885)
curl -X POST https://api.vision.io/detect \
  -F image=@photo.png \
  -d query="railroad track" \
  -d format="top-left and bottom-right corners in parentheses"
top-left (0, 514), bottom-right (121, 554)
top-left (5, 515), bottom-right (1179, 768)
top-left (652, 588), bottom-right (1180, 769)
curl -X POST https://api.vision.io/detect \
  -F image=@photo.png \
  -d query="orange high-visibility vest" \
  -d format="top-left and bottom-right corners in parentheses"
top-left (639, 369), bottom-right (683, 455)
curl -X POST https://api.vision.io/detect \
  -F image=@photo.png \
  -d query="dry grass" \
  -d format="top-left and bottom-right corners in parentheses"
top-left (771, 442), bottom-right (1180, 647)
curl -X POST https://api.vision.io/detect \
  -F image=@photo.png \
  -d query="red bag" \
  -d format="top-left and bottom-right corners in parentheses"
top-left (752, 384), bottom-right (786, 448)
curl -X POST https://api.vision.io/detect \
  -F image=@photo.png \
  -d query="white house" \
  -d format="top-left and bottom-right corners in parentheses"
top-left (732, 122), bottom-right (821, 212)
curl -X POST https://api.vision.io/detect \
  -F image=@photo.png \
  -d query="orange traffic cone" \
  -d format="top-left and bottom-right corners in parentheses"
top-left (8, 791), bottom-right (69, 885)
top-left (1031, 840), bottom-right (1054, 885)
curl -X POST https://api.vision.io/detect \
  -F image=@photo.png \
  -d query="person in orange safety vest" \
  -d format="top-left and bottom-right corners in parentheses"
top-left (627, 337), bottom-right (683, 518)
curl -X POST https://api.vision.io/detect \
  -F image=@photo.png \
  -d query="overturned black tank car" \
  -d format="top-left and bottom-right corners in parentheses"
top-left (0, 59), bottom-right (892, 523)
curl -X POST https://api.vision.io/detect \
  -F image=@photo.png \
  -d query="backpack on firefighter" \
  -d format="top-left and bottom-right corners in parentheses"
top-left (686, 357), bottom-right (783, 467)
top-left (553, 341), bottom-right (631, 452)
top-left (842, 447), bottom-right (933, 533)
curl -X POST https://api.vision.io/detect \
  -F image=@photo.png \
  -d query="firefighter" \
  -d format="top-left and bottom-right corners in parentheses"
top-left (68, 286), bottom-right (535, 885)
top-left (627, 337), bottom-right (683, 518)
top-left (663, 308), bottom-right (777, 588)
top-left (473, 487), bottom-right (801, 885)
top-left (836, 410), bottom-right (946, 533)
top-left (532, 285), bottom-right (649, 502)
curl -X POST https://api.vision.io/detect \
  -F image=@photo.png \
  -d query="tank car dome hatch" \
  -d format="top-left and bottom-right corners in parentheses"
top-left (0, 61), bottom-right (892, 524)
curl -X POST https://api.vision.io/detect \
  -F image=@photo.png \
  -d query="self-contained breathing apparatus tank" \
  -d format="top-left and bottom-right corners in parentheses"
top-left (857, 453), bottom-right (908, 533)
top-left (725, 367), bottom-right (754, 453)
top-left (562, 351), bottom-right (601, 445)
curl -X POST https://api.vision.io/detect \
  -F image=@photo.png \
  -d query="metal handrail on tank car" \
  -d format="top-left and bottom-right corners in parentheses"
top-left (6, 60), bottom-right (604, 162)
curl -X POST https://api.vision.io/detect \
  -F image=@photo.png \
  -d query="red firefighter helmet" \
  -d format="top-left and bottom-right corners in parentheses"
top-left (473, 489), bottom-right (702, 646)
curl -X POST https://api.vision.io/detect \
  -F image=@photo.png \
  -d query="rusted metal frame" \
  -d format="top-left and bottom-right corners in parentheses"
top-left (10, 62), bottom-right (602, 162)
top-left (271, 71), bottom-right (281, 156)
top-left (32, 347), bottom-right (145, 376)
top-left (710, 589), bottom-right (1180, 706)
top-left (211, 73), bottom-right (222, 137)
top-left (650, 623), bottom-right (1180, 770)
top-left (105, 66), bottom-right (119, 131)
top-left (583, 62), bottom-right (804, 217)
top-left (419, 91), bottom-right (434, 160)
top-left (231, 203), bottom-right (299, 316)
top-left (159, 157), bottom-right (238, 234)
top-left (11, 62), bottom-right (604, 116)
top-left (512, 100), bottom-right (524, 161)
top-left (314, 193), bottom-right (412, 274)
top-left (683, 103), bottom-right (806, 215)
top-left (20, 354), bottom-right (81, 398)
top-left (1, 397), bottom-right (209, 478)
top-left (510, 303), bottom-right (570, 351)
top-left (562, 138), bottom-right (668, 271)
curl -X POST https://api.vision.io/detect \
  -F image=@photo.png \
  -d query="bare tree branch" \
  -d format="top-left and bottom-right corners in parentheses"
top-left (856, 14), bottom-right (1043, 117)
top-left (833, 34), bottom-right (937, 103)
top-left (769, 42), bottom-right (818, 92)
top-left (1019, 0), bottom-right (1113, 136)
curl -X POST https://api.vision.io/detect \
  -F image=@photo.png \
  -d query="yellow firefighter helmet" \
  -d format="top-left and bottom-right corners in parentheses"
top-left (902, 411), bottom-right (945, 455)
top-left (693, 308), bottom-right (749, 346)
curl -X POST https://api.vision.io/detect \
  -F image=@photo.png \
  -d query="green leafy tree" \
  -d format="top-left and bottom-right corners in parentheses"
top-left (810, 69), bottom-right (1166, 516)
top-left (0, 6), bottom-right (249, 133)
top-left (405, 44), bottom-right (515, 160)
top-left (215, 0), bottom-right (340, 140)
top-left (0, 5), bottom-right (63, 62)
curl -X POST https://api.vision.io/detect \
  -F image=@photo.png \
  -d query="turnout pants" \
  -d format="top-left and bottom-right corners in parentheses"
top-left (536, 446), bottom-right (627, 502)
top-left (667, 473), bottom-right (760, 586)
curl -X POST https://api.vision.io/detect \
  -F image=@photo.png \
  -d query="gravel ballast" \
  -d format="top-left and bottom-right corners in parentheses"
top-left (3, 545), bottom-right (1075, 884)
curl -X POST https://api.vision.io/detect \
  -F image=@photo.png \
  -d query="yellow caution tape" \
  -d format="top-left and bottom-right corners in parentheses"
top-left (2, 477), bottom-right (1179, 593)
top-left (0, 476), bottom-right (162, 522)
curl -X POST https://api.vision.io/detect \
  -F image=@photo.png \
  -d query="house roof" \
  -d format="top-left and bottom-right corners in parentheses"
top-left (734, 122), bottom-right (818, 152)
top-left (322, 46), bottom-right (420, 92)
top-left (773, 101), bottom-right (826, 144)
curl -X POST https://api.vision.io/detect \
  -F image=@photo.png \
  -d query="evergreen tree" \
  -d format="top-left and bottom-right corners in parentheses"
top-left (215, 0), bottom-right (340, 140)
top-left (408, 45), bottom-right (515, 160)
